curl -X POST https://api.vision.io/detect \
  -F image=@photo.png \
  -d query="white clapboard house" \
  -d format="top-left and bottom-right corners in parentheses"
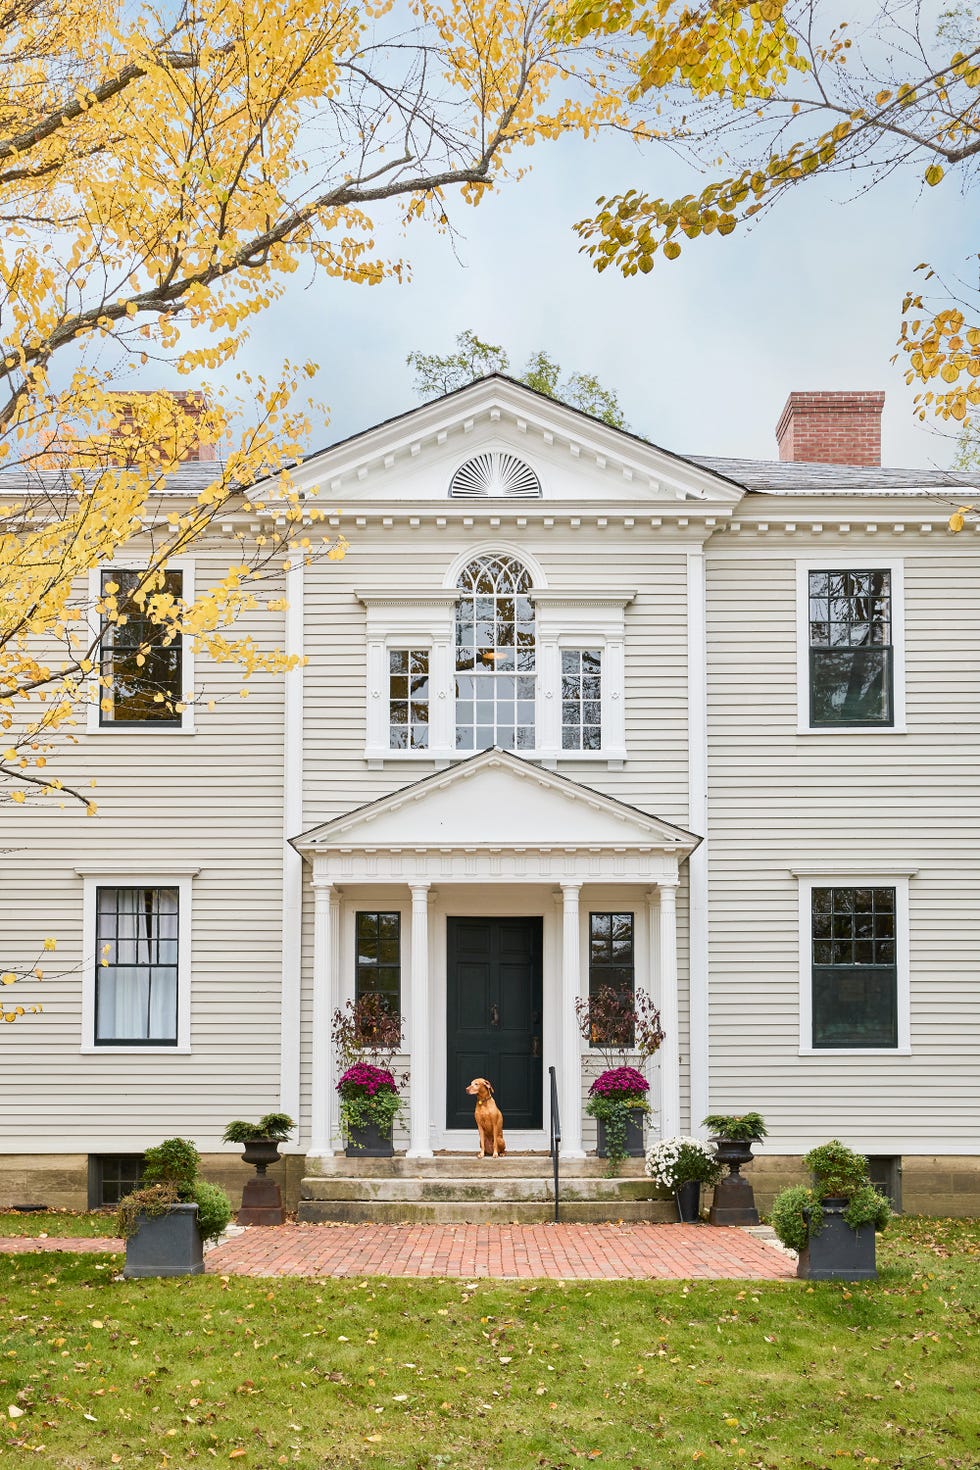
top-left (2, 377), bottom-right (978, 1218)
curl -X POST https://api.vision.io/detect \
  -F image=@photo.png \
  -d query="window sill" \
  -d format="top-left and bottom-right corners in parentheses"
top-left (366, 749), bottom-right (627, 769)
top-left (796, 724), bottom-right (906, 736)
top-left (81, 1045), bottom-right (191, 1056)
top-left (798, 1046), bottom-right (911, 1057)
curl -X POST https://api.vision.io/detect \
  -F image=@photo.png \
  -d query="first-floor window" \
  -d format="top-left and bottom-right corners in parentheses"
top-left (389, 649), bottom-right (429, 750)
top-left (811, 886), bottom-right (897, 1048)
top-left (588, 911), bottom-right (635, 1042)
top-left (561, 648), bottom-right (602, 750)
top-left (355, 911), bottom-right (401, 1013)
top-left (95, 886), bottom-right (179, 1044)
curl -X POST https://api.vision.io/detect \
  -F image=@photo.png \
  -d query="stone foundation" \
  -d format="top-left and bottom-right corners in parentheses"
top-left (744, 1154), bottom-right (980, 1217)
top-left (0, 1153), bottom-right (306, 1214)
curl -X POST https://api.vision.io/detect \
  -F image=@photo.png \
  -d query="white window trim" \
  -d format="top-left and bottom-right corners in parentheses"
top-left (795, 558), bottom-right (906, 734)
top-left (359, 581), bottom-right (632, 766)
top-left (79, 871), bottom-right (195, 1054)
top-left (85, 559), bottom-right (196, 733)
top-left (797, 873), bottom-right (911, 1056)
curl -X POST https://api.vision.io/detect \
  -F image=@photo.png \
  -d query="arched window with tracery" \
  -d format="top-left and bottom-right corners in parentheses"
top-left (455, 554), bottom-right (535, 751)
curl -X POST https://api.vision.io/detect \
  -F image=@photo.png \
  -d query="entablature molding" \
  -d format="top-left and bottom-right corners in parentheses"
top-left (309, 848), bottom-right (684, 885)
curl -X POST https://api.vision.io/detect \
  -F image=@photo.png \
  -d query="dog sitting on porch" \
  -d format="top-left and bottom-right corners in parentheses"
top-left (466, 1078), bottom-right (506, 1158)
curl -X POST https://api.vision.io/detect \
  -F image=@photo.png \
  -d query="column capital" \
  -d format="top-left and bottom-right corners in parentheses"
top-left (409, 881), bottom-right (432, 898)
top-left (559, 879), bottom-right (582, 896)
top-left (312, 874), bottom-right (333, 897)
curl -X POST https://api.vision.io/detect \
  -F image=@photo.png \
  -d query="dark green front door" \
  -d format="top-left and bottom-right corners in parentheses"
top-left (446, 917), bottom-right (543, 1131)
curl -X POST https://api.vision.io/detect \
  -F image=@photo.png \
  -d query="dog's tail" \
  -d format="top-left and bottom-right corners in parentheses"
top-left (498, 1137), bottom-right (506, 1155)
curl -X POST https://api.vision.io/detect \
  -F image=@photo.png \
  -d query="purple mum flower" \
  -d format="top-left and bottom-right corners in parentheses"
top-left (337, 1063), bottom-right (398, 1098)
top-left (588, 1065), bottom-right (649, 1099)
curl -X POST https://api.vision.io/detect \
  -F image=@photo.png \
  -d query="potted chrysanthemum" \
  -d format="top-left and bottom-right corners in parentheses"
top-left (576, 985), bottom-right (665, 1170)
top-left (585, 1064), bottom-right (650, 1172)
top-left (331, 993), bottom-right (405, 1155)
top-left (336, 1062), bottom-right (401, 1155)
top-left (645, 1136), bottom-right (722, 1222)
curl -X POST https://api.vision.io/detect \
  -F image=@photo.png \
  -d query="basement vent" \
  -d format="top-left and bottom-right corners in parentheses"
top-left (449, 451), bottom-right (541, 499)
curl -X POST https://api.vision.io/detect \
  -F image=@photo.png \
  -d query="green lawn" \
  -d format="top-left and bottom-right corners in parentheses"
top-left (1, 1217), bottom-right (977, 1468)
top-left (0, 1211), bottom-right (117, 1239)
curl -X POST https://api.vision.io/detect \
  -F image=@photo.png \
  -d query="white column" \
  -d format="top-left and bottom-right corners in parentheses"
top-left (687, 545), bottom-right (710, 1136)
top-left (657, 879), bottom-right (681, 1139)
top-left (279, 557), bottom-right (304, 1122)
top-left (408, 882), bottom-right (433, 1158)
top-left (559, 881), bottom-right (585, 1157)
top-left (310, 876), bottom-right (334, 1155)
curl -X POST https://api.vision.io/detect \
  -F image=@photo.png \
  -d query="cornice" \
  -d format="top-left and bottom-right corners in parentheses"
top-left (530, 590), bottom-right (635, 608)
top-left (357, 591), bottom-right (459, 609)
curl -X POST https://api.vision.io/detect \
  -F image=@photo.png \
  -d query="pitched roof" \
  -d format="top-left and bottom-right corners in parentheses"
top-left (687, 456), bottom-right (978, 494)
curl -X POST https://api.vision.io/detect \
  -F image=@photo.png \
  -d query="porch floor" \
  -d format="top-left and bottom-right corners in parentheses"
top-left (205, 1222), bottom-right (795, 1280)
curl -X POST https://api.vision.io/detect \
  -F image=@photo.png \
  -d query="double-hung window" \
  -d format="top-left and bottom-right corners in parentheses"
top-left (98, 568), bottom-right (185, 727)
top-left (803, 567), bottom-right (898, 728)
top-left (798, 874), bottom-right (911, 1053)
top-left (80, 871), bottom-right (193, 1052)
top-left (561, 649), bottom-right (602, 751)
top-left (588, 911), bottom-right (636, 1043)
top-left (355, 911), bottom-right (401, 1013)
top-left (388, 651), bottom-right (429, 750)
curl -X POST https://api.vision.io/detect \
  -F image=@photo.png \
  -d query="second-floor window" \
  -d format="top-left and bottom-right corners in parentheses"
top-left (100, 569), bottom-right (183, 725)
top-left (455, 554), bottom-right (535, 751)
top-left (808, 569), bottom-right (893, 727)
top-left (389, 650), bottom-right (429, 750)
top-left (561, 649), bottom-right (602, 751)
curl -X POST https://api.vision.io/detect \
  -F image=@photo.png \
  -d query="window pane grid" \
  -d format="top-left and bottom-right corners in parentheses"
top-left (95, 886), bottom-right (179, 1044)
top-left (561, 648), bottom-right (602, 751)
top-left (808, 569), bottom-right (893, 726)
top-left (389, 649), bottom-right (429, 750)
top-left (455, 555), bottom-right (535, 751)
top-left (100, 569), bottom-right (183, 725)
top-left (811, 886), bottom-right (898, 1048)
top-left (355, 911), bottom-right (401, 1011)
top-left (588, 911), bottom-right (635, 1043)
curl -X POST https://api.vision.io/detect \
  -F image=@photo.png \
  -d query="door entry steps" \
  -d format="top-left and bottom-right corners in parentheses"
top-left (297, 1153), bottom-right (676, 1224)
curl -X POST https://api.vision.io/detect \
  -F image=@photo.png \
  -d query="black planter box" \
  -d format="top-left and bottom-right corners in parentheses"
top-left (123, 1203), bottom-right (204, 1278)
top-left (797, 1200), bottom-right (878, 1280)
top-left (596, 1113), bottom-right (645, 1159)
top-left (346, 1121), bottom-right (394, 1157)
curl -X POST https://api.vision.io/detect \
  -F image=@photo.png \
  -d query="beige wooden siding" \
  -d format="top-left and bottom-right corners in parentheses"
top-left (705, 528), bottom-right (980, 1153)
top-left (1, 542), bottom-right (290, 1153)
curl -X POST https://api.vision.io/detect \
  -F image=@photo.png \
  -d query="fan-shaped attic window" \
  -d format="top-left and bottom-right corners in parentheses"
top-left (449, 451), bottom-right (541, 499)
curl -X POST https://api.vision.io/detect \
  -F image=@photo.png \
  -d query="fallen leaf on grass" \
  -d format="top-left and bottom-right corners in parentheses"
top-left (7, 1406), bottom-right (24, 1419)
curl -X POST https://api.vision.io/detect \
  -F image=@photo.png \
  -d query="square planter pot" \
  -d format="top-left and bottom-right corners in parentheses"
top-left (797, 1200), bottom-right (878, 1280)
top-left (675, 1180), bottom-right (702, 1222)
top-left (345, 1121), bottom-right (394, 1157)
top-left (596, 1113), bottom-right (645, 1159)
top-left (123, 1203), bottom-right (204, 1278)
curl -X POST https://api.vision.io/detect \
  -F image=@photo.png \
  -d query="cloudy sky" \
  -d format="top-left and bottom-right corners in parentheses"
top-left (207, 20), bottom-right (976, 472)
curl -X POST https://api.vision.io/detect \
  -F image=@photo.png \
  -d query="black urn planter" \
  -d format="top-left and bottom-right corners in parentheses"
top-left (675, 1180), bottom-right (702, 1223)
top-left (797, 1199), bottom-right (878, 1280)
top-left (237, 1138), bottom-right (285, 1226)
top-left (596, 1111), bottom-right (645, 1159)
top-left (346, 1120), bottom-right (394, 1157)
top-left (123, 1202), bottom-right (204, 1279)
top-left (708, 1136), bottom-right (761, 1226)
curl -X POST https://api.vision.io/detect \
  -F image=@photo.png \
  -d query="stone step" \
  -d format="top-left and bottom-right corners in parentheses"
top-left (305, 1153), bottom-right (649, 1179)
top-left (300, 1176), bottom-right (665, 1204)
top-left (297, 1199), bottom-right (678, 1225)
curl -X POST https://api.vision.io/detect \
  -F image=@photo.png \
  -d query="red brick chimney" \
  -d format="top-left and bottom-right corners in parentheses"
top-left (775, 391), bottom-right (885, 466)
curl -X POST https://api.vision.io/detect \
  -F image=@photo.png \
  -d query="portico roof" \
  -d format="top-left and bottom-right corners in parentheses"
top-left (292, 749), bottom-right (700, 878)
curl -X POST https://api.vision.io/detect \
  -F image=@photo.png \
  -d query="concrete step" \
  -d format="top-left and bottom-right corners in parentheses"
top-left (301, 1176), bottom-right (663, 1204)
top-left (297, 1199), bottom-right (678, 1225)
top-left (305, 1153), bottom-right (649, 1179)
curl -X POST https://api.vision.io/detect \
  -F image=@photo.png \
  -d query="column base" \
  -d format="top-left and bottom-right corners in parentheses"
top-left (559, 1147), bottom-right (587, 1161)
top-left (406, 1148), bottom-right (434, 1159)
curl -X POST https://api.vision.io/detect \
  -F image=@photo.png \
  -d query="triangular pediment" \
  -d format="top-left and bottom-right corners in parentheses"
top-left (285, 376), bottom-right (745, 509)
top-left (292, 749), bottom-right (700, 855)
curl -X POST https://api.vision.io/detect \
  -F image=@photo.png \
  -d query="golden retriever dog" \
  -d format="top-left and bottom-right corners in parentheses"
top-left (466, 1077), bottom-right (506, 1158)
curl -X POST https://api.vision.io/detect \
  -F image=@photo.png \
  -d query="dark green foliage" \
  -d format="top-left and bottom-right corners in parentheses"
top-left (702, 1111), bottom-right (768, 1140)
top-left (770, 1140), bottom-right (891, 1250)
top-left (117, 1137), bottom-right (231, 1243)
top-left (804, 1139), bottom-right (872, 1197)
top-left (189, 1179), bottom-right (233, 1242)
top-left (585, 1094), bottom-right (648, 1173)
top-left (140, 1137), bottom-right (200, 1188)
top-left (222, 1112), bottom-right (295, 1144)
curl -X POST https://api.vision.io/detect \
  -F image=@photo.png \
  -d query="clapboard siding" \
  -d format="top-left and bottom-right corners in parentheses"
top-left (1, 541), bottom-right (290, 1152)
top-left (704, 530), bottom-right (980, 1152)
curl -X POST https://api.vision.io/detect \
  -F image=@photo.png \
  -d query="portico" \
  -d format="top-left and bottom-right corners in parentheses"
top-left (293, 749), bottom-right (699, 1161)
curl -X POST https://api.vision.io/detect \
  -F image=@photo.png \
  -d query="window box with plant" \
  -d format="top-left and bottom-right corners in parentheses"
top-left (702, 1112), bottom-right (768, 1226)
top-left (576, 983), bottom-right (665, 1173)
top-left (117, 1137), bottom-right (231, 1278)
top-left (770, 1139), bottom-right (890, 1281)
top-left (645, 1137), bottom-right (722, 1223)
top-left (222, 1112), bottom-right (294, 1226)
top-left (332, 993), bottom-right (404, 1155)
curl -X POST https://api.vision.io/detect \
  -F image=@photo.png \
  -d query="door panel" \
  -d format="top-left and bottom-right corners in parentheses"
top-left (446, 917), bottom-right (543, 1131)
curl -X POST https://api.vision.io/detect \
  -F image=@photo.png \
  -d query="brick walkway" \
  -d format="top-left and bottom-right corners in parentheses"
top-left (0, 1224), bottom-right (795, 1280)
top-left (206, 1223), bottom-right (795, 1280)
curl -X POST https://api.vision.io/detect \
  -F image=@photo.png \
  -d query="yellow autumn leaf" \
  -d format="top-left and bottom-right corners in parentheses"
top-left (924, 163), bottom-right (945, 186)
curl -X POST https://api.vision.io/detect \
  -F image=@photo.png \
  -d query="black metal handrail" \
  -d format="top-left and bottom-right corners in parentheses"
top-left (548, 1065), bottom-right (561, 1224)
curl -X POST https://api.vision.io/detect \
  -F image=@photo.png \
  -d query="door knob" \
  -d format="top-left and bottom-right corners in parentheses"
top-left (490, 1004), bottom-right (500, 1028)
top-left (531, 1034), bottom-right (541, 1057)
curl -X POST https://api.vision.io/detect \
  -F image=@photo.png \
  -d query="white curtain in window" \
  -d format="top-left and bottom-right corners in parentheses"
top-left (96, 887), bottom-right (178, 1041)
